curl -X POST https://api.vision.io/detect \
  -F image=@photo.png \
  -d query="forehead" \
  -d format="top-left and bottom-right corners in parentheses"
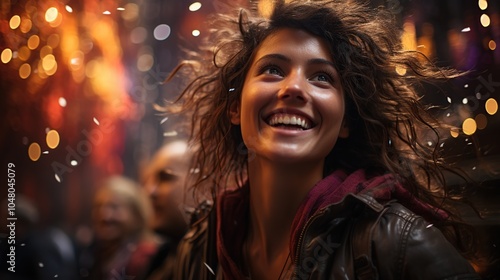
top-left (253, 28), bottom-right (333, 62)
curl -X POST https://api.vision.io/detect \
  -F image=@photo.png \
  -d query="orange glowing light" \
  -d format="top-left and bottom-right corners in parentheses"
top-left (28, 35), bottom-right (40, 50)
top-left (475, 114), bottom-right (487, 130)
top-left (462, 118), bottom-right (477, 135)
top-left (9, 15), bottom-right (21, 29)
top-left (28, 143), bottom-right (41, 161)
top-left (1, 49), bottom-right (13, 64)
top-left (45, 7), bottom-right (59, 23)
top-left (19, 63), bottom-right (31, 79)
top-left (485, 98), bottom-right (498, 115)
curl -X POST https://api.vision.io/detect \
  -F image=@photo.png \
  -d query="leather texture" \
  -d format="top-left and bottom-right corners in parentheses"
top-left (173, 194), bottom-right (480, 280)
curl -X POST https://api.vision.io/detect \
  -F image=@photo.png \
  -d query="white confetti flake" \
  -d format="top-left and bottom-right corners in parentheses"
top-left (446, 112), bottom-right (451, 117)
top-left (70, 160), bottom-right (78, 166)
top-left (447, 97), bottom-right (452, 103)
top-left (54, 275), bottom-right (58, 278)
top-left (55, 174), bottom-right (61, 183)
top-left (20, 243), bottom-right (25, 246)
top-left (93, 117), bottom-right (100, 126)
top-left (439, 142), bottom-right (445, 148)
top-left (204, 262), bottom-right (215, 275)
top-left (39, 262), bottom-right (44, 267)
top-left (426, 224), bottom-right (433, 228)
top-left (117, 7), bottom-right (125, 11)
top-left (65, 5), bottom-right (73, 13)
top-left (160, 117), bottom-right (168, 124)
top-left (43, 151), bottom-right (49, 154)
top-left (103, 10), bottom-right (111, 15)
top-left (462, 98), bottom-right (468, 105)
top-left (163, 131), bottom-right (178, 137)
top-left (229, 88), bottom-right (235, 92)
top-left (427, 141), bottom-right (433, 146)
top-left (464, 84), bottom-right (469, 88)
top-left (461, 27), bottom-right (471, 32)
top-left (472, 166), bottom-right (477, 170)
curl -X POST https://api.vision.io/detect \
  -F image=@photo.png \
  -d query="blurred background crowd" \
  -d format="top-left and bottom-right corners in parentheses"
top-left (0, 0), bottom-right (499, 279)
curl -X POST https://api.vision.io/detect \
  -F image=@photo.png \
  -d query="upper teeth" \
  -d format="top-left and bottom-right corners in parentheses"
top-left (268, 114), bottom-right (311, 129)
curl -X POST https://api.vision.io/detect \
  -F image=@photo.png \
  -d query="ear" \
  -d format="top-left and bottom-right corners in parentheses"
top-left (338, 119), bottom-right (349, 138)
top-left (229, 101), bottom-right (240, 125)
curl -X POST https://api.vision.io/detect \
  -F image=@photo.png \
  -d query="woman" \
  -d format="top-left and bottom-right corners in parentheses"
top-left (170, 1), bottom-right (480, 279)
top-left (86, 176), bottom-right (160, 280)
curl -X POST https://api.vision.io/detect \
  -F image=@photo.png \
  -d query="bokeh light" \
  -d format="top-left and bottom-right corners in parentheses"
top-left (478, 0), bottom-right (488, 10)
top-left (462, 118), bottom-right (477, 135)
top-left (480, 14), bottom-right (491, 27)
top-left (28, 143), bottom-right (41, 161)
top-left (19, 63), bottom-right (31, 79)
top-left (153, 24), bottom-right (171, 40)
top-left (130, 27), bottom-right (148, 44)
top-left (9, 15), bottom-right (21, 29)
top-left (46, 130), bottom-right (60, 149)
top-left (45, 7), bottom-right (59, 23)
top-left (18, 46), bottom-right (31, 61)
top-left (489, 40), bottom-right (496, 50)
top-left (192, 29), bottom-right (201, 37)
top-left (66, 5), bottom-right (73, 13)
top-left (450, 128), bottom-right (460, 138)
top-left (58, 97), bottom-right (67, 107)
top-left (28, 35), bottom-right (41, 50)
top-left (20, 18), bottom-right (32, 33)
top-left (1, 48), bottom-right (13, 64)
top-left (485, 98), bottom-right (498, 115)
top-left (475, 114), bottom-right (487, 130)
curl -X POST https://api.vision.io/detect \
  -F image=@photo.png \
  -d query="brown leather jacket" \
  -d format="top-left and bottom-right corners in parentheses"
top-left (173, 194), bottom-right (479, 280)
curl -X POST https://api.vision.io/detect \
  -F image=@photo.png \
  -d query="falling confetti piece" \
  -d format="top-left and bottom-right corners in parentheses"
top-left (71, 160), bottom-right (78, 166)
top-left (439, 142), bottom-right (445, 148)
top-left (65, 5), bottom-right (73, 13)
top-left (160, 117), bottom-right (168, 124)
top-left (204, 262), bottom-right (215, 275)
top-left (54, 275), bottom-right (58, 278)
top-left (163, 131), bottom-right (178, 137)
top-left (464, 84), bottom-right (469, 88)
top-left (39, 262), bottom-right (44, 267)
top-left (446, 113), bottom-right (451, 117)
top-left (55, 174), bottom-right (61, 183)
top-left (461, 27), bottom-right (471, 32)
top-left (447, 97), bottom-right (452, 103)
top-left (117, 7), bottom-right (125, 11)
top-left (93, 117), bottom-right (100, 125)
top-left (427, 141), bottom-right (433, 146)
top-left (229, 88), bottom-right (235, 92)
top-left (20, 243), bottom-right (25, 246)
top-left (426, 224), bottom-right (433, 228)
top-left (43, 151), bottom-right (49, 154)
top-left (472, 166), bottom-right (477, 170)
top-left (462, 98), bottom-right (468, 105)
top-left (103, 10), bottom-right (111, 15)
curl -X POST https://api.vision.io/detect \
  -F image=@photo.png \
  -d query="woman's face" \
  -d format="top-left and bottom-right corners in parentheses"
top-left (231, 28), bottom-right (348, 166)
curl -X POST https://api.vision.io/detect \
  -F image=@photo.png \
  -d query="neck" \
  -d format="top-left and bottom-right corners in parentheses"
top-left (246, 157), bottom-right (324, 259)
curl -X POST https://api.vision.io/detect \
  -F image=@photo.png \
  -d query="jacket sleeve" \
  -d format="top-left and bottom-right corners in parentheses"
top-left (372, 203), bottom-right (480, 280)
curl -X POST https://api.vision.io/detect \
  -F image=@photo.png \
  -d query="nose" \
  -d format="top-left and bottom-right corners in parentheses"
top-left (277, 70), bottom-right (308, 103)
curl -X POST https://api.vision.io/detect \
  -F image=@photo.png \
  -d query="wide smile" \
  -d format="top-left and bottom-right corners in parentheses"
top-left (264, 110), bottom-right (316, 131)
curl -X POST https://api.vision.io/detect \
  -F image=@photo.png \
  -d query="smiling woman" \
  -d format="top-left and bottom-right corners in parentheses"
top-left (167, 0), bottom-right (482, 279)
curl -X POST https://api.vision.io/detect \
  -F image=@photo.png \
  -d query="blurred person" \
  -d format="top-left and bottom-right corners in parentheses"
top-left (0, 195), bottom-right (78, 280)
top-left (84, 176), bottom-right (159, 280)
top-left (140, 140), bottom-right (195, 280)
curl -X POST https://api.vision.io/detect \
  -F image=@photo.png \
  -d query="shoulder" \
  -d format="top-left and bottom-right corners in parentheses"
top-left (357, 198), bottom-right (479, 279)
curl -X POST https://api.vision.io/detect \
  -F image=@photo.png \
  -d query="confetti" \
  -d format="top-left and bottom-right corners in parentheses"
top-left (54, 275), bottom-right (58, 278)
top-left (103, 10), bottom-right (111, 15)
top-left (446, 97), bottom-right (452, 103)
top-left (427, 141), bottom-right (433, 146)
top-left (160, 117), bottom-right (168, 124)
top-left (58, 97), bottom-right (67, 107)
top-left (55, 174), bottom-right (61, 183)
top-left (461, 27), bottom-right (471, 32)
top-left (462, 98), bottom-right (468, 105)
top-left (229, 88), bottom-right (235, 92)
top-left (39, 262), bottom-right (44, 267)
top-left (65, 5), bottom-right (73, 13)
top-left (464, 84), bottom-right (468, 88)
top-left (163, 131), bottom-right (178, 137)
top-left (472, 166), bottom-right (476, 170)
top-left (117, 7), bottom-right (125, 11)
top-left (439, 142), bottom-right (444, 148)
top-left (43, 151), bottom-right (49, 154)
top-left (426, 224), bottom-right (433, 228)
top-left (93, 117), bottom-right (100, 126)
top-left (204, 262), bottom-right (215, 275)
top-left (71, 160), bottom-right (78, 166)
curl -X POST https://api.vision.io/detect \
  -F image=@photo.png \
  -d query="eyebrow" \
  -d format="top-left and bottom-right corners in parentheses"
top-left (255, 53), bottom-right (336, 69)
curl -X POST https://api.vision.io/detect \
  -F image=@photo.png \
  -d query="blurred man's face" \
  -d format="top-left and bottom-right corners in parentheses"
top-left (143, 142), bottom-right (191, 238)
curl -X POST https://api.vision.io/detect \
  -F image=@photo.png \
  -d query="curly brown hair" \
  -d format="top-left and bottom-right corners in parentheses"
top-left (170, 0), bottom-right (467, 218)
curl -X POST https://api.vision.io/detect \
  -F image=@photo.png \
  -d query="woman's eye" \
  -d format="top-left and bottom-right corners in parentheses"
top-left (263, 66), bottom-right (282, 76)
top-left (311, 73), bottom-right (333, 83)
